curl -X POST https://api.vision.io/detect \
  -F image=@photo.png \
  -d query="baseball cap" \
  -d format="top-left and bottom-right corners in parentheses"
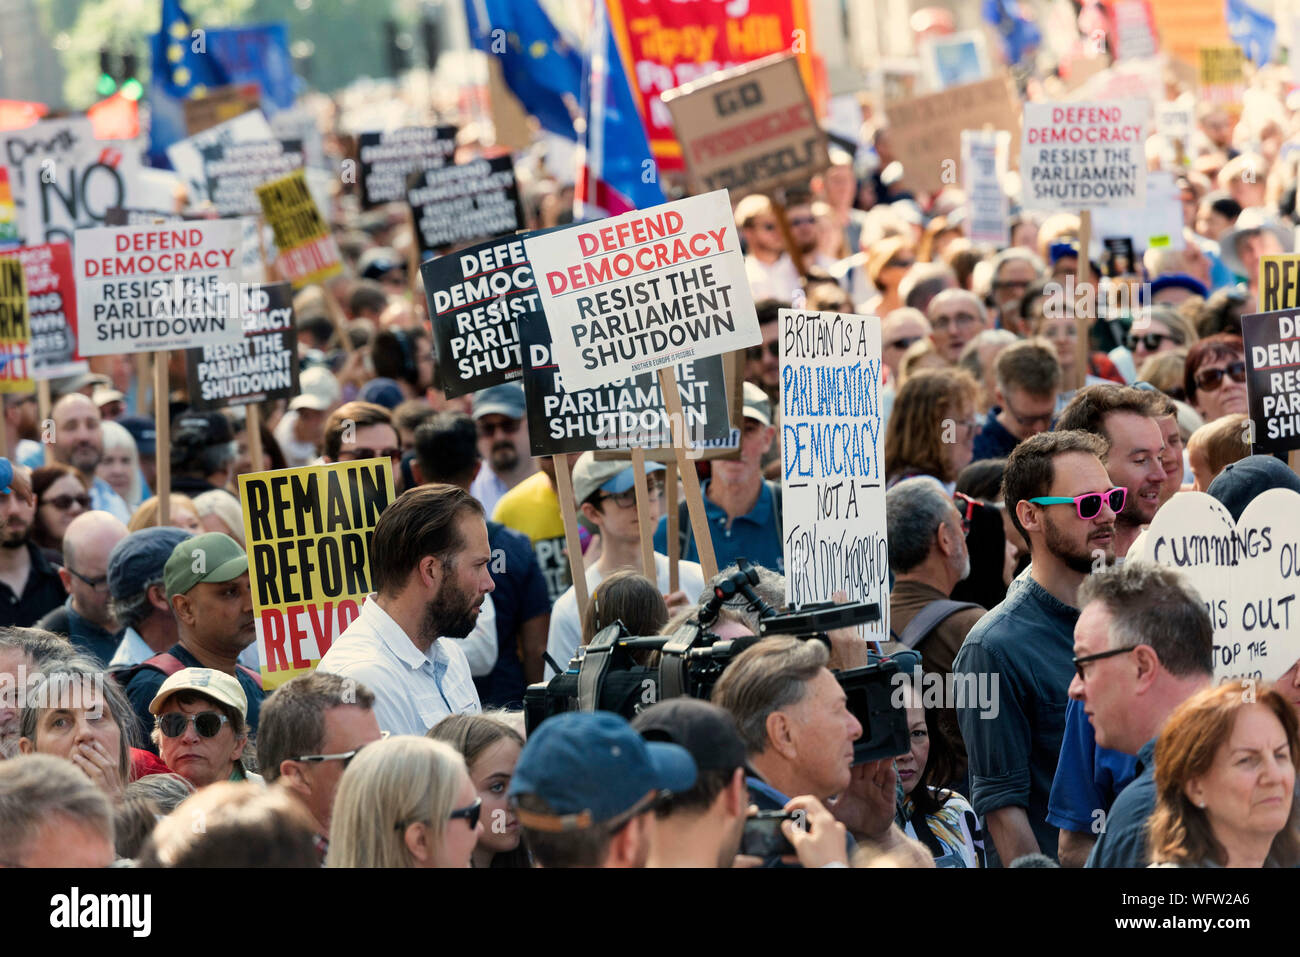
top-left (108, 526), bottom-right (194, 600)
top-left (359, 377), bottom-right (405, 410)
top-left (118, 415), bottom-right (157, 456)
top-left (148, 667), bottom-right (248, 720)
top-left (163, 532), bottom-right (248, 600)
top-left (631, 699), bottom-right (747, 773)
top-left (571, 451), bottom-right (665, 505)
top-left (1206, 454), bottom-right (1300, 522)
top-left (92, 384), bottom-right (125, 408)
top-left (1141, 273), bottom-right (1209, 304)
top-left (358, 246), bottom-right (403, 281)
top-left (472, 383), bottom-right (526, 421)
top-left (289, 365), bottom-right (342, 413)
top-left (508, 711), bottom-right (696, 830)
top-left (171, 411), bottom-right (235, 469)
top-left (742, 381), bottom-right (772, 426)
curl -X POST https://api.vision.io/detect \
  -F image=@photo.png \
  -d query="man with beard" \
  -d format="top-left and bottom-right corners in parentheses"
top-left (123, 532), bottom-right (266, 752)
top-left (0, 465), bottom-right (65, 627)
top-left (467, 384), bottom-right (535, 518)
top-left (318, 485), bottom-right (491, 734)
top-left (45, 394), bottom-right (130, 523)
top-left (3, 394), bottom-right (41, 467)
top-left (953, 430), bottom-right (1118, 867)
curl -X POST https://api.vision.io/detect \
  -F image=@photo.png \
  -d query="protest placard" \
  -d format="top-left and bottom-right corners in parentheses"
top-left (1141, 489), bottom-right (1300, 683)
top-left (883, 76), bottom-right (1019, 195)
top-left (1149, 0), bottom-right (1229, 64)
top-left (1241, 306), bottom-right (1300, 455)
top-left (1103, 236), bottom-right (1136, 276)
top-left (200, 138), bottom-right (304, 217)
top-left (255, 168), bottom-right (344, 288)
top-left (921, 31), bottom-right (991, 89)
top-left (421, 234), bottom-right (530, 397)
top-left (523, 189), bottom-right (759, 391)
top-left (166, 109), bottom-right (275, 206)
top-left (73, 219), bottom-right (244, 357)
top-left (2, 116), bottom-right (95, 243)
top-left (358, 125), bottom-right (457, 208)
top-left (1259, 254), bottom-right (1300, 311)
top-left (185, 281), bottom-right (298, 410)
top-left (183, 83), bottom-right (262, 136)
top-left (239, 458), bottom-right (395, 689)
top-left (1021, 100), bottom-right (1147, 209)
top-left (1198, 45), bottom-right (1246, 113)
top-left (1090, 170), bottom-right (1184, 255)
top-left (1110, 0), bottom-right (1159, 60)
top-left (21, 141), bottom-right (144, 244)
top-left (408, 154), bottom-right (523, 254)
top-left (779, 308), bottom-right (889, 641)
top-left (660, 53), bottom-right (828, 199)
top-left (0, 241), bottom-right (83, 380)
top-left (961, 129), bottom-right (1009, 246)
top-left (0, 167), bottom-right (16, 245)
top-left (0, 256), bottom-right (31, 392)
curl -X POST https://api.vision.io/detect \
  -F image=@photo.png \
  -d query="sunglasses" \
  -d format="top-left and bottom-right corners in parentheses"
top-left (337, 447), bottom-right (402, 461)
top-left (292, 729), bottom-right (390, 767)
top-left (886, 335), bottom-right (923, 351)
top-left (601, 479), bottom-right (666, 509)
top-left (44, 493), bottom-right (91, 511)
top-left (477, 418), bottom-right (521, 437)
top-left (1126, 332), bottom-right (1177, 351)
top-left (886, 258), bottom-right (915, 270)
top-left (396, 796), bottom-right (483, 832)
top-left (746, 340), bottom-right (780, 361)
top-left (1193, 360), bottom-right (1246, 393)
top-left (1029, 487), bottom-right (1126, 521)
top-left (158, 710), bottom-right (231, 739)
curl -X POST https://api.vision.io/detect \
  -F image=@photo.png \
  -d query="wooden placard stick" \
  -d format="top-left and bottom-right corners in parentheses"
top-left (553, 452), bottom-right (591, 644)
top-left (771, 194), bottom-right (808, 280)
top-left (246, 404), bottom-right (264, 475)
top-left (135, 353), bottom-right (150, 413)
top-left (406, 205), bottom-right (422, 297)
top-left (154, 350), bottom-right (171, 526)
top-left (37, 379), bottom-right (51, 425)
top-left (630, 445), bottom-right (654, 578)
top-left (322, 287), bottom-right (355, 358)
top-left (658, 365), bottom-right (718, 580)
top-left (1075, 210), bottom-right (1093, 392)
top-left (666, 464), bottom-right (679, 594)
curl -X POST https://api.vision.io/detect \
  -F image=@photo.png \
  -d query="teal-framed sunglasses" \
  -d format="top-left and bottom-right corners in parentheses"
top-left (1028, 487), bottom-right (1126, 521)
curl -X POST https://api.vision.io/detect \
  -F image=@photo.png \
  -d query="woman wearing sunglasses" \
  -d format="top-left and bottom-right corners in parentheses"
top-left (1124, 305), bottom-right (1197, 368)
top-left (1184, 333), bottom-right (1248, 424)
top-left (328, 736), bottom-right (483, 868)
top-left (147, 667), bottom-right (257, 789)
top-left (30, 463), bottom-right (92, 564)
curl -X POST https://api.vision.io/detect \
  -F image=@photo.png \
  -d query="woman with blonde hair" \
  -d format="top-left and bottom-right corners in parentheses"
top-left (327, 736), bottom-right (483, 868)
top-left (192, 489), bottom-right (246, 546)
top-left (885, 368), bottom-right (982, 492)
top-left (1148, 680), bottom-right (1300, 868)
top-left (97, 420), bottom-right (143, 512)
top-left (128, 494), bottom-right (202, 533)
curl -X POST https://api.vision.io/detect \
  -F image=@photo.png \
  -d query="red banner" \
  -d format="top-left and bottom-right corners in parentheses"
top-left (608, 0), bottom-right (821, 172)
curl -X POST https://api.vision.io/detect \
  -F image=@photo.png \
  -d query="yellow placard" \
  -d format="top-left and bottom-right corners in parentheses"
top-left (239, 458), bottom-right (395, 689)
top-left (1260, 255), bottom-right (1300, 311)
top-left (255, 169), bottom-right (344, 289)
top-left (0, 257), bottom-right (32, 393)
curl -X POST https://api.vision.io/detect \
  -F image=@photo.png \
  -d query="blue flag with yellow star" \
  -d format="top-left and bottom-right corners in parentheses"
top-left (147, 0), bottom-right (232, 166)
top-left (464, 0), bottom-right (583, 140)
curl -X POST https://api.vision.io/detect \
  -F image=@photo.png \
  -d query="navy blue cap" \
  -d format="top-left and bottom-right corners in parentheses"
top-left (509, 711), bottom-right (696, 829)
top-left (472, 383), bottom-right (526, 421)
top-left (118, 415), bottom-right (157, 456)
top-left (1141, 273), bottom-right (1209, 304)
top-left (108, 526), bottom-right (194, 600)
top-left (359, 377), bottom-right (404, 409)
top-left (1207, 454), bottom-right (1300, 522)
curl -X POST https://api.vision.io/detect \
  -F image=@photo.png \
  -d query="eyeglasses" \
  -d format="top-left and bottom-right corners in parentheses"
top-left (1072, 646), bottom-right (1139, 682)
top-left (930, 312), bottom-right (980, 333)
top-left (601, 479), bottom-right (666, 509)
top-left (477, 418), bottom-right (521, 437)
top-left (753, 221), bottom-right (779, 233)
top-left (1029, 486), bottom-right (1127, 521)
top-left (953, 418), bottom-right (981, 437)
top-left (336, 447), bottom-right (402, 461)
top-left (396, 796), bottom-right (483, 832)
top-left (885, 335), bottom-right (923, 351)
top-left (158, 711), bottom-right (231, 739)
top-left (44, 493), bottom-right (91, 511)
top-left (66, 568), bottom-right (109, 592)
top-left (746, 340), bottom-right (780, 361)
top-left (1193, 360), bottom-right (1246, 393)
top-left (787, 216), bottom-right (817, 228)
top-left (292, 730), bottom-right (390, 767)
top-left (1126, 332), bottom-right (1177, 352)
top-left (886, 258), bottom-right (915, 270)
top-left (992, 279), bottom-right (1032, 291)
top-left (1002, 398), bottom-right (1055, 431)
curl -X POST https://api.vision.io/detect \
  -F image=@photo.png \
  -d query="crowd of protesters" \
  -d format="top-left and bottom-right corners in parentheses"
top-left (8, 14), bottom-right (1300, 872)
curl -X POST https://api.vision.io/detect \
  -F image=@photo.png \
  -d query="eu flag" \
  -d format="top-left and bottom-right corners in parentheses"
top-left (1226, 0), bottom-right (1275, 65)
top-left (147, 0), bottom-right (231, 165)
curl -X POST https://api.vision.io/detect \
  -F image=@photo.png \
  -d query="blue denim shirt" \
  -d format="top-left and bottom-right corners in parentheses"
top-left (1086, 737), bottom-right (1158, 868)
top-left (654, 479), bottom-right (784, 575)
top-left (954, 574), bottom-right (1078, 866)
top-left (1047, 696), bottom-right (1139, 832)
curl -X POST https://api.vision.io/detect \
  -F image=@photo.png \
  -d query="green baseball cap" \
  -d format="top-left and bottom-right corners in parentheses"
top-left (164, 532), bottom-right (249, 600)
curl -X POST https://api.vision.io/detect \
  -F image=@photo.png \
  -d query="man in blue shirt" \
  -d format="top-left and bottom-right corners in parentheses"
top-left (653, 382), bottom-right (784, 575)
top-left (1070, 563), bottom-right (1214, 868)
top-left (954, 429), bottom-right (1117, 866)
top-left (971, 339), bottom-right (1060, 462)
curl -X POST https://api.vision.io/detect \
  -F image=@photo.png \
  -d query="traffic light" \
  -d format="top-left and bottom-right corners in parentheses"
top-left (120, 51), bottom-right (142, 100)
top-left (97, 48), bottom-right (117, 97)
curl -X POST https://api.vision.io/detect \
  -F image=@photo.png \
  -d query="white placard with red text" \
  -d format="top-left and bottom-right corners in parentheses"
top-left (1021, 100), bottom-right (1148, 210)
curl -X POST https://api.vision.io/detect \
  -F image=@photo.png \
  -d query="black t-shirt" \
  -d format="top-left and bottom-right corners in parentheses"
top-left (0, 542), bottom-right (68, 629)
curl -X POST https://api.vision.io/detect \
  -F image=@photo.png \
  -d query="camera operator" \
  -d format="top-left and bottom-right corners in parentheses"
top-left (711, 637), bottom-right (908, 865)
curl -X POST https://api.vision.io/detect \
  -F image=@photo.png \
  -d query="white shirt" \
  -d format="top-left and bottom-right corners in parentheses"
top-left (545, 552), bottom-right (706, 679)
top-left (318, 595), bottom-right (481, 735)
top-left (448, 592), bottom-right (497, 678)
top-left (273, 411), bottom-right (320, 468)
top-left (469, 468), bottom-right (509, 519)
top-left (107, 626), bottom-right (152, 670)
top-left (745, 253), bottom-right (802, 302)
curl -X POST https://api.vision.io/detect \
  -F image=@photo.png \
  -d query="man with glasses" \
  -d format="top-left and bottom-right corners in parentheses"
top-left (257, 671), bottom-right (384, 863)
top-left (0, 464), bottom-right (65, 628)
top-left (985, 248), bottom-right (1045, 335)
top-left (1066, 563), bottom-right (1214, 868)
top-left (468, 383), bottom-right (536, 518)
top-left (36, 510), bottom-right (127, 665)
top-left (148, 667), bottom-right (257, 788)
top-left (954, 430), bottom-right (1117, 866)
top-left (927, 289), bottom-right (991, 364)
top-left (545, 454), bottom-right (705, 678)
top-left (736, 194), bottom-right (800, 302)
top-left (972, 339), bottom-right (1062, 461)
top-left (322, 400), bottom-right (405, 492)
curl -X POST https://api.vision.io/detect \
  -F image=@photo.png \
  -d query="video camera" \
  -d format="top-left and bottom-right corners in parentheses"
top-left (524, 560), bottom-right (914, 765)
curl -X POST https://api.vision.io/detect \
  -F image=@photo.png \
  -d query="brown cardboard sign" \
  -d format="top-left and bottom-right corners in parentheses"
top-left (183, 83), bottom-right (262, 136)
top-left (661, 53), bottom-right (828, 200)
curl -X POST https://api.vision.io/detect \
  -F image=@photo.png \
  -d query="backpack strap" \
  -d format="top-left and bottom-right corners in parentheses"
top-left (893, 599), bottom-right (981, 650)
top-left (113, 651), bottom-right (262, 691)
top-left (237, 663), bottom-right (264, 690)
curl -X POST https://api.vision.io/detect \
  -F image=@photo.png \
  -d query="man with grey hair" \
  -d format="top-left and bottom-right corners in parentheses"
top-left (972, 339), bottom-right (1061, 461)
top-left (927, 288), bottom-right (990, 364)
top-left (959, 329), bottom-right (1019, 412)
top-left (1055, 562), bottom-right (1215, 869)
top-left (987, 247), bottom-right (1046, 334)
top-left (899, 262), bottom-right (957, 314)
top-left (37, 511), bottom-right (128, 666)
top-left (106, 527), bottom-right (193, 670)
top-left (0, 754), bottom-right (116, 866)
